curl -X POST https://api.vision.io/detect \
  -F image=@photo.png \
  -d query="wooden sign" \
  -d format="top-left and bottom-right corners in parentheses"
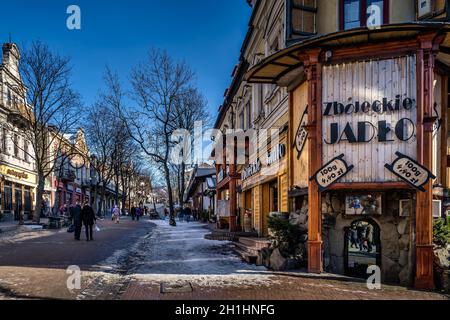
top-left (322, 56), bottom-right (417, 184)
top-left (311, 154), bottom-right (354, 191)
top-left (293, 106), bottom-right (308, 159)
top-left (385, 152), bottom-right (436, 192)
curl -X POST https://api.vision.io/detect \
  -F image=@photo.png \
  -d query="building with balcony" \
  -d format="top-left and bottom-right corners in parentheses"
top-left (0, 43), bottom-right (37, 222)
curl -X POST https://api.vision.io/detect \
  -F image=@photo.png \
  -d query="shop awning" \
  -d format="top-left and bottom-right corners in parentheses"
top-left (245, 22), bottom-right (450, 85)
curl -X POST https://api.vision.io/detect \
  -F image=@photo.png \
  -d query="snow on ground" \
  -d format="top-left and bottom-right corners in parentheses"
top-left (128, 220), bottom-right (278, 289)
top-left (0, 227), bottom-right (61, 244)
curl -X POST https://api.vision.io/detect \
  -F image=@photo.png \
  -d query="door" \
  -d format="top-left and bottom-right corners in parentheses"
top-left (345, 219), bottom-right (381, 278)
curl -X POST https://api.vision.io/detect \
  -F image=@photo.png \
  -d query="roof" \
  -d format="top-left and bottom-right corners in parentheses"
top-left (245, 22), bottom-right (450, 85)
top-left (184, 166), bottom-right (217, 202)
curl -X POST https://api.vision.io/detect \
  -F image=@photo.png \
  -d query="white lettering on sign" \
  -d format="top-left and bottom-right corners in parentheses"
top-left (322, 56), bottom-right (417, 183)
top-left (242, 159), bottom-right (261, 181)
top-left (312, 154), bottom-right (354, 191)
top-left (267, 144), bottom-right (286, 167)
top-left (385, 152), bottom-right (436, 192)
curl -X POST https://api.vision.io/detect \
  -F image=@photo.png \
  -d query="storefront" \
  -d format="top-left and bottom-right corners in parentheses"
top-left (216, 164), bottom-right (239, 231)
top-left (0, 165), bottom-right (36, 221)
top-left (241, 134), bottom-right (289, 237)
top-left (246, 24), bottom-right (450, 289)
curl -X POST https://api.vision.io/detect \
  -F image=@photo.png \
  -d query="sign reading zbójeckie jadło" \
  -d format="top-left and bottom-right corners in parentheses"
top-left (322, 56), bottom-right (420, 183)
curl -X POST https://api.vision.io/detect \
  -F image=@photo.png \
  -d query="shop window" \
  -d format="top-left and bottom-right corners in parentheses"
top-left (286, 0), bottom-right (317, 44)
top-left (270, 181), bottom-right (279, 212)
top-left (14, 187), bottom-right (22, 221)
top-left (4, 183), bottom-right (13, 212)
top-left (340, 0), bottom-right (389, 30)
top-left (344, 219), bottom-right (381, 278)
top-left (24, 188), bottom-right (32, 213)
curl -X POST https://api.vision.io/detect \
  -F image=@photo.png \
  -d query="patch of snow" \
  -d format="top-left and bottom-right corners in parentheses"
top-left (129, 220), bottom-right (277, 288)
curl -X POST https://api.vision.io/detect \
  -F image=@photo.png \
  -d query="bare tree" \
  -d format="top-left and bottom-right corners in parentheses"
top-left (9, 41), bottom-right (81, 223)
top-left (114, 49), bottom-right (194, 220)
top-left (173, 87), bottom-right (210, 204)
top-left (84, 102), bottom-right (117, 216)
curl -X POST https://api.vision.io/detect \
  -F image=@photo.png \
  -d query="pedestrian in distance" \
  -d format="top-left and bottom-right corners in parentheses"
top-left (82, 201), bottom-right (96, 241)
top-left (184, 205), bottom-right (192, 223)
top-left (70, 202), bottom-right (83, 241)
top-left (112, 205), bottom-right (121, 224)
top-left (164, 207), bottom-right (169, 220)
top-left (136, 207), bottom-right (142, 221)
top-left (349, 225), bottom-right (359, 249)
top-left (131, 206), bottom-right (137, 221)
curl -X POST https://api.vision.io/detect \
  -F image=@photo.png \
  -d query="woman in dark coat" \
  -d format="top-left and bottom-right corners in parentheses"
top-left (82, 201), bottom-right (96, 241)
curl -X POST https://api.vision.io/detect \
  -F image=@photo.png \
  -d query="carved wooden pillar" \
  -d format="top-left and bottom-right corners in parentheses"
top-left (229, 175), bottom-right (238, 232)
top-left (305, 49), bottom-right (323, 274)
top-left (229, 138), bottom-right (238, 232)
top-left (415, 35), bottom-right (440, 290)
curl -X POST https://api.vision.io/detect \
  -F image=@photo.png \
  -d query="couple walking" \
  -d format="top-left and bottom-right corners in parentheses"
top-left (70, 201), bottom-right (96, 241)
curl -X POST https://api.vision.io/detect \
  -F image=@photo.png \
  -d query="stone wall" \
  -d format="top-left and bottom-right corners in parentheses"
top-left (321, 191), bottom-right (415, 286)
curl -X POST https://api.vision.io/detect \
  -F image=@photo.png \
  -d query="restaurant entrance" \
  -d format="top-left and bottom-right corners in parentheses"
top-left (344, 219), bottom-right (381, 278)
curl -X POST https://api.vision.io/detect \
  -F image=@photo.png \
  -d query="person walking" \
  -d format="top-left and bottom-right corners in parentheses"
top-left (112, 205), bottom-right (120, 224)
top-left (164, 207), bottom-right (169, 220)
top-left (136, 207), bottom-right (142, 221)
top-left (130, 206), bottom-right (137, 221)
top-left (70, 202), bottom-right (83, 241)
top-left (185, 205), bottom-right (192, 223)
top-left (82, 201), bottom-right (96, 241)
top-left (349, 225), bottom-right (359, 249)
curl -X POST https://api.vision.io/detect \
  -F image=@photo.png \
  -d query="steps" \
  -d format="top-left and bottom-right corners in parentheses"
top-left (204, 230), bottom-right (259, 242)
top-left (234, 237), bottom-right (271, 264)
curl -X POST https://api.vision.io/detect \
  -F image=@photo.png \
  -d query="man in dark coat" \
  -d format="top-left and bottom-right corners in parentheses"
top-left (82, 201), bottom-right (96, 241)
top-left (70, 202), bottom-right (83, 241)
top-left (130, 206), bottom-right (136, 221)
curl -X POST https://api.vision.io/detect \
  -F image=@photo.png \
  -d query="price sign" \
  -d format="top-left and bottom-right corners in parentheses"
top-left (294, 106), bottom-right (308, 159)
top-left (311, 154), bottom-right (354, 191)
top-left (385, 152), bottom-right (436, 192)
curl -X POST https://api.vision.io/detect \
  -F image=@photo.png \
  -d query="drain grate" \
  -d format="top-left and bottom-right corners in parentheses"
top-left (160, 282), bottom-right (193, 294)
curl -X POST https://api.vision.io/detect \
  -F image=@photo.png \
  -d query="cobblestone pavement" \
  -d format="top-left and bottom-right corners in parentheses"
top-left (0, 218), bottom-right (448, 300)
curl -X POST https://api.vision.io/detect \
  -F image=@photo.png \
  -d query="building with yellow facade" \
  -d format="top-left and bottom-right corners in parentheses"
top-left (0, 43), bottom-right (37, 222)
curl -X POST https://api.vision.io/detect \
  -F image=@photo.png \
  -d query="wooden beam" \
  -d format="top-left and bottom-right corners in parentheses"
top-left (441, 75), bottom-right (448, 187)
top-left (414, 34), bottom-right (438, 290)
top-left (305, 48), bottom-right (323, 274)
top-left (329, 182), bottom-right (413, 191)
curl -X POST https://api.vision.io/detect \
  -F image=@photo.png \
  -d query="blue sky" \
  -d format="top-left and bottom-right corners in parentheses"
top-left (0, 0), bottom-right (251, 117)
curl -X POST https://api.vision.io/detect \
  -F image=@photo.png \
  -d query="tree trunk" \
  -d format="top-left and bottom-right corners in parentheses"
top-left (114, 177), bottom-right (119, 207)
top-left (180, 162), bottom-right (186, 204)
top-left (164, 163), bottom-right (174, 218)
top-left (33, 174), bottom-right (46, 224)
top-left (53, 181), bottom-right (62, 217)
top-left (121, 175), bottom-right (127, 214)
top-left (99, 186), bottom-right (106, 216)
